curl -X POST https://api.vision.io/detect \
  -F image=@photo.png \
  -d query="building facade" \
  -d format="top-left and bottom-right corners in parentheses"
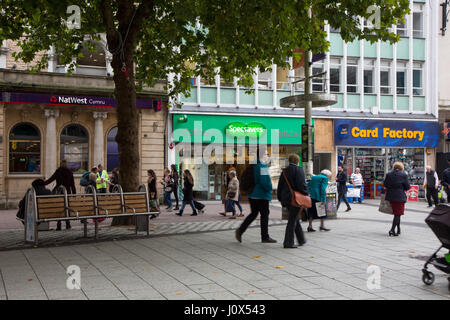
top-left (169, 0), bottom-right (439, 200)
top-left (0, 39), bottom-right (167, 208)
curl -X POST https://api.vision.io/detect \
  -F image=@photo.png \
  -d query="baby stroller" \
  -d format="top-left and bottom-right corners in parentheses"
top-left (422, 204), bottom-right (450, 291)
top-left (194, 200), bottom-right (205, 214)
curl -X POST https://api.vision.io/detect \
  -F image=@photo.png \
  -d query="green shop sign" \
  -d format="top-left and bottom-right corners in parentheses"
top-left (225, 122), bottom-right (266, 137)
top-left (173, 114), bottom-right (312, 144)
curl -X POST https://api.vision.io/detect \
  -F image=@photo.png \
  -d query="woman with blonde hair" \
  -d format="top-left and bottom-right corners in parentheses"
top-left (175, 169), bottom-right (198, 216)
top-left (305, 169), bottom-right (332, 232)
top-left (383, 162), bottom-right (410, 236)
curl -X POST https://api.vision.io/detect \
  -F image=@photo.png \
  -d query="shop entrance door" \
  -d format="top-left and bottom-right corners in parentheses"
top-left (355, 155), bottom-right (386, 199)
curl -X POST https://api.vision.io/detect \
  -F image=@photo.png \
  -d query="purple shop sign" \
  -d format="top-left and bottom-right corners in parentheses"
top-left (0, 91), bottom-right (162, 111)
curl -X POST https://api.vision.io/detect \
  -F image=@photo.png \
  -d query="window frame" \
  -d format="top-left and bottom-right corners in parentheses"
top-left (60, 124), bottom-right (90, 173)
top-left (8, 122), bottom-right (41, 174)
top-left (347, 59), bottom-right (359, 93)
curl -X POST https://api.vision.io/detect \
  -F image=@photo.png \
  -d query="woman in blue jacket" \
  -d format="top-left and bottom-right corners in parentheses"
top-left (305, 170), bottom-right (331, 232)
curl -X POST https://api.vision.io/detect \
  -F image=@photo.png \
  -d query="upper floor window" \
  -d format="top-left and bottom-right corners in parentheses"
top-left (258, 69), bottom-right (273, 90)
top-left (413, 62), bottom-right (423, 96)
top-left (397, 61), bottom-right (408, 95)
top-left (76, 41), bottom-right (107, 76)
top-left (9, 123), bottom-right (41, 173)
top-left (397, 18), bottom-right (408, 37)
top-left (329, 58), bottom-right (341, 93)
top-left (347, 59), bottom-right (358, 93)
top-left (364, 60), bottom-right (375, 94)
top-left (380, 60), bottom-right (392, 95)
top-left (312, 62), bottom-right (324, 92)
top-left (413, 3), bottom-right (424, 38)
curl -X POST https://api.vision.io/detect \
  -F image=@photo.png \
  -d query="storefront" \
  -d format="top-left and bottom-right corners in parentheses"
top-left (334, 119), bottom-right (439, 199)
top-left (171, 114), bottom-right (309, 200)
top-left (0, 71), bottom-right (167, 208)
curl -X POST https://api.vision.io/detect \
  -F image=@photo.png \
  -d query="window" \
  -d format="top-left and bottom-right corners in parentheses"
top-left (75, 41), bottom-right (107, 76)
top-left (9, 123), bottom-right (41, 173)
top-left (312, 62), bottom-right (324, 92)
top-left (60, 125), bottom-right (89, 173)
top-left (330, 58), bottom-right (341, 93)
top-left (364, 60), bottom-right (375, 94)
top-left (107, 126), bottom-right (119, 172)
top-left (380, 60), bottom-right (391, 94)
top-left (397, 61), bottom-right (407, 95)
top-left (413, 62), bottom-right (423, 96)
top-left (347, 59), bottom-right (358, 93)
top-left (397, 18), bottom-right (408, 37)
top-left (413, 4), bottom-right (424, 38)
top-left (258, 70), bottom-right (272, 90)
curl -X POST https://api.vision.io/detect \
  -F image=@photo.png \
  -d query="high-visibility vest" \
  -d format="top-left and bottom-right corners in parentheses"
top-left (96, 170), bottom-right (109, 189)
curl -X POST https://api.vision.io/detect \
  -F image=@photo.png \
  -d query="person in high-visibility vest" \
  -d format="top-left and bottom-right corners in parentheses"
top-left (96, 164), bottom-right (109, 193)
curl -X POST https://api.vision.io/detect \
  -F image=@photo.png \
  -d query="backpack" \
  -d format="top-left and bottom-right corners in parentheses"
top-left (240, 164), bottom-right (256, 195)
top-left (80, 171), bottom-right (90, 187)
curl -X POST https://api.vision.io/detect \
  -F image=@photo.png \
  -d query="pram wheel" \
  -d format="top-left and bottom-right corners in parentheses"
top-left (422, 271), bottom-right (435, 285)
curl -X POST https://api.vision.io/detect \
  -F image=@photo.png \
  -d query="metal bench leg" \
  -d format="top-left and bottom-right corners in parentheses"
top-left (95, 220), bottom-right (98, 240)
top-left (83, 220), bottom-right (88, 238)
top-left (146, 215), bottom-right (150, 236)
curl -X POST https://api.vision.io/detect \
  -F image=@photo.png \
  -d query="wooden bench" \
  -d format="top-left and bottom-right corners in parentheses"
top-left (24, 184), bottom-right (159, 245)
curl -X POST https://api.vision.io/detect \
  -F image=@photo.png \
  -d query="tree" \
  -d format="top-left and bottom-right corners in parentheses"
top-left (0, 0), bottom-right (409, 224)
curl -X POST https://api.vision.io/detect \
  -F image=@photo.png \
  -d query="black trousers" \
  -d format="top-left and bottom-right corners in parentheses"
top-left (283, 205), bottom-right (306, 247)
top-left (336, 191), bottom-right (351, 211)
top-left (238, 198), bottom-right (270, 240)
top-left (172, 184), bottom-right (179, 207)
top-left (426, 187), bottom-right (439, 206)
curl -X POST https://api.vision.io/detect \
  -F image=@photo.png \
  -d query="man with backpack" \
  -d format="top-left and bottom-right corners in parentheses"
top-left (235, 149), bottom-right (277, 244)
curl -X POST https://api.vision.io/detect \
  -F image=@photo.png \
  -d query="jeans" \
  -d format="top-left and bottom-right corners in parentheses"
top-left (179, 200), bottom-right (197, 215)
top-left (164, 191), bottom-right (173, 207)
top-left (283, 205), bottom-right (306, 247)
top-left (238, 198), bottom-right (270, 240)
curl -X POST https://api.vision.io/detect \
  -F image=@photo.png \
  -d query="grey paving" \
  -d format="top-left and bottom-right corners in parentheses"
top-left (0, 200), bottom-right (449, 300)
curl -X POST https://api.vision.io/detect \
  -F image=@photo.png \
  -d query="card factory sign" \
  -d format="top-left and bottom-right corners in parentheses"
top-left (0, 91), bottom-right (162, 110)
top-left (334, 119), bottom-right (439, 148)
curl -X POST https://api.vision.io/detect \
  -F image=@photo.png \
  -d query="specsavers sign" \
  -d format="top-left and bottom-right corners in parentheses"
top-left (334, 119), bottom-right (439, 147)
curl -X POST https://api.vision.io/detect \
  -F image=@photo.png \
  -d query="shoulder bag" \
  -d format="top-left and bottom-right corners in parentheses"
top-left (282, 170), bottom-right (312, 209)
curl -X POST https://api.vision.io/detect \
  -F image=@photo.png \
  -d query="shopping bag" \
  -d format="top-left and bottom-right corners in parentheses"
top-left (347, 187), bottom-right (361, 198)
top-left (317, 202), bottom-right (327, 218)
top-left (378, 194), bottom-right (393, 214)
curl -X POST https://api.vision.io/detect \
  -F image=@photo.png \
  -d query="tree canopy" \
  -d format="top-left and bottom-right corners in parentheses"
top-left (1, 0), bottom-right (410, 102)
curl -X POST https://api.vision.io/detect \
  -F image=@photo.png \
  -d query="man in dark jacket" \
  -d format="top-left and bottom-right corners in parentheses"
top-left (441, 159), bottom-right (450, 203)
top-left (336, 166), bottom-right (351, 212)
top-left (44, 160), bottom-right (76, 230)
top-left (277, 154), bottom-right (308, 248)
top-left (16, 179), bottom-right (52, 223)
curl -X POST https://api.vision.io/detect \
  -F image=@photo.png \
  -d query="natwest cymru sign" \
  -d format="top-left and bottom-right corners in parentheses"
top-left (1, 91), bottom-right (162, 111)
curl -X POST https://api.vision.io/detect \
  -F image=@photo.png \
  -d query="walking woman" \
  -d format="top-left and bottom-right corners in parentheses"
top-left (147, 169), bottom-right (159, 211)
top-left (175, 170), bottom-right (198, 216)
top-left (170, 164), bottom-right (180, 210)
top-left (305, 169), bottom-right (332, 232)
top-left (383, 162), bottom-right (410, 236)
top-left (161, 167), bottom-right (173, 210)
top-left (226, 171), bottom-right (244, 219)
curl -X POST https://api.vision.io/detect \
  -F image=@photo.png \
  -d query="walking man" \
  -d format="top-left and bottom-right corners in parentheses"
top-left (235, 149), bottom-right (277, 244)
top-left (96, 164), bottom-right (109, 193)
top-left (277, 154), bottom-right (308, 248)
top-left (350, 167), bottom-right (364, 203)
top-left (336, 166), bottom-right (351, 212)
top-left (424, 165), bottom-right (439, 208)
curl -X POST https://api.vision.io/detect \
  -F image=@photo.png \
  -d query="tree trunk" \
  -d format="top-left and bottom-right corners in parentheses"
top-left (110, 49), bottom-right (140, 226)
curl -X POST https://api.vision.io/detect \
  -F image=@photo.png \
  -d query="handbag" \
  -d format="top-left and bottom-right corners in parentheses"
top-left (282, 170), bottom-right (312, 209)
top-left (227, 191), bottom-right (236, 199)
top-left (316, 202), bottom-right (327, 218)
top-left (378, 193), bottom-right (393, 214)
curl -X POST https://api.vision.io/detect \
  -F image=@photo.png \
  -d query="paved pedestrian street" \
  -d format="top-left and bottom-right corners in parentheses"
top-left (0, 200), bottom-right (449, 300)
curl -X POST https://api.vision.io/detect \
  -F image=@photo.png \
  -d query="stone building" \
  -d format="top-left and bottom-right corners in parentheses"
top-left (0, 39), bottom-right (167, 208)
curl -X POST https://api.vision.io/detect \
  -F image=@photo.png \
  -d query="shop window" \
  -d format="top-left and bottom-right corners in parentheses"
top-left (107, 126), bottom-right (119, 172)
top-left (9, 123), bottom-right (41, 173)
top-left (330, 58), bottom-right (341, 93)
top-left (413, 63), bottom-right (423, 96)
top-left (60, 124), bottom-right (89, 173)
top-left (347, 59), bottom-right (358, 93)
top-left (364, 60), bottom-right (375, 94)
